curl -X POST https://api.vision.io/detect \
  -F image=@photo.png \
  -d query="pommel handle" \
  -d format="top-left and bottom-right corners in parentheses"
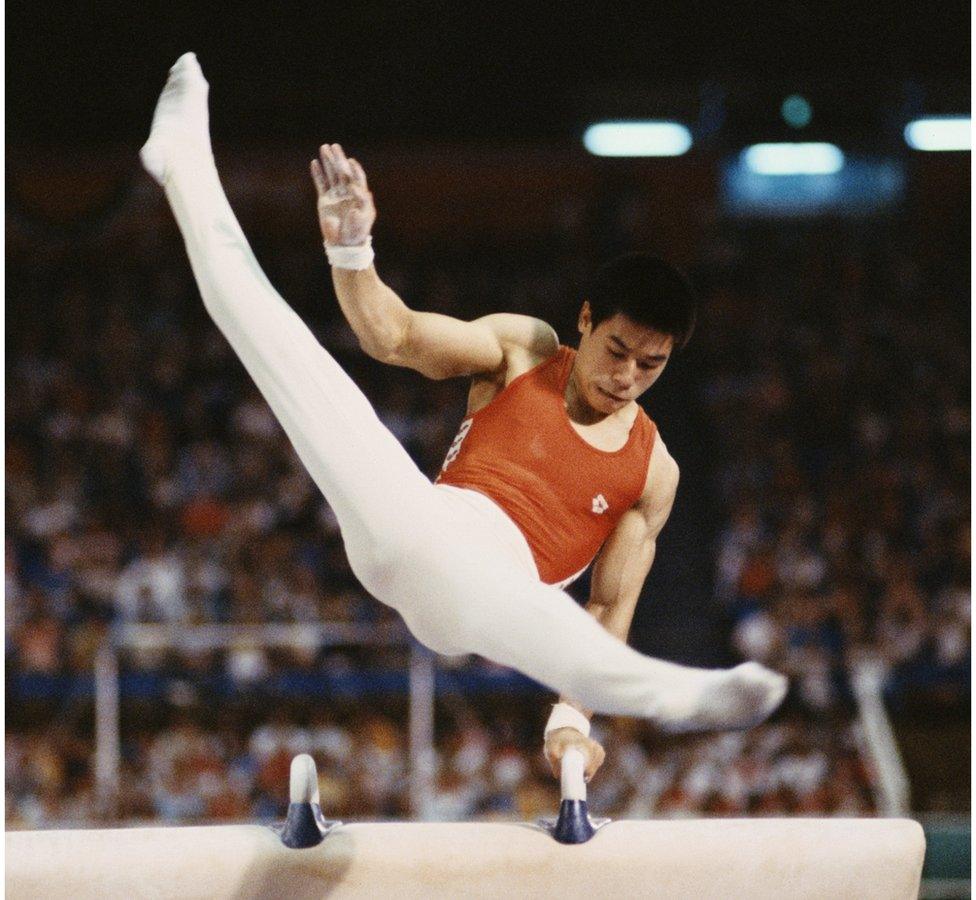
top-left (560, 747), bottom-right (587, 801)
top-left (290, 753), bottom-right (321, 804)
top-left (551, 748), bottom-right (596, 844)
top-left (280, 754), bottom-right (341, 848)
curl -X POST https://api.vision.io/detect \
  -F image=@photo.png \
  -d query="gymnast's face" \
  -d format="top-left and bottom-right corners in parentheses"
top-left (573, 303), bottom-right (673, 415)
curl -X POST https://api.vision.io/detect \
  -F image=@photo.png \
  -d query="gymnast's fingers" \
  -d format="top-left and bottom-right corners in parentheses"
top-left (332, 143), bottom-right (354, 183)
top-left (319, 144), bottom-right (339, 186)
top-left (584, 741), bottom-right (606, 781)
top-left (310, 158), bottom-right (328, 195)
top-left (349, 157), bottom-right (369, 188)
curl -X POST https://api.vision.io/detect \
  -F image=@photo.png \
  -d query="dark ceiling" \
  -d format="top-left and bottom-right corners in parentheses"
top-left (7, 1), bottom-right (971, 147)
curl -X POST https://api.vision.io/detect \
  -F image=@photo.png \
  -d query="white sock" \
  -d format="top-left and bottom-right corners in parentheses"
top-left (140, 52), bottom-right (212, 185)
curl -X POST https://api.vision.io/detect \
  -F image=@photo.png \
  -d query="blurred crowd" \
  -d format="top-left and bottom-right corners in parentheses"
top-left (700, 225), bottom-right (969, 709)
top-left (5, 703), bottom-right (874, 829)
top-left (6, 159), bottom-right (968, 825)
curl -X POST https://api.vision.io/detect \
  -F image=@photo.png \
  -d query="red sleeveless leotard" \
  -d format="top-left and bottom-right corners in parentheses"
top-left (437, 346), bottom-right (656, 586)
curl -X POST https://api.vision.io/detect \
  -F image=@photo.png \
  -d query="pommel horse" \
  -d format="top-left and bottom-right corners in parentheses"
top-left (6, 753), bottom-right (925, 899)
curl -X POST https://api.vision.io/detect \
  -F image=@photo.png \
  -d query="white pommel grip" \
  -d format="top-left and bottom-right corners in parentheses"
top-left (289, 753), bottom-right (320, 805)
top-left (560, 747), bottom-right (587, 801)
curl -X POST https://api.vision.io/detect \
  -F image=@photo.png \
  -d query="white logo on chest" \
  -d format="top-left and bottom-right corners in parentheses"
top-left (591, 494), bottom-right (609, 514)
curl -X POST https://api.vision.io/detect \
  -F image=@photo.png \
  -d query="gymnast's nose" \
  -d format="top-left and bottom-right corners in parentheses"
top-left (611, 359), bottom-right (636, 390)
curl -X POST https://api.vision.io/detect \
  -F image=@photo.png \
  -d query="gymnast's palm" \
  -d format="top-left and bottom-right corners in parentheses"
top-left (310, 143), bottom-right (376, 247)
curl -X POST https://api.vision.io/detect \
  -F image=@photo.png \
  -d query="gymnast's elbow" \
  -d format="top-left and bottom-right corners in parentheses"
top-left (359, 333), bottom-right (405, 365)
top-left (356, 317), bottom-right (414, 367)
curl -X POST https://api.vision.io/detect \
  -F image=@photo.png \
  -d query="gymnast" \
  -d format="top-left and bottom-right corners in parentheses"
top-left (140, 53), bottom-right (787, 786)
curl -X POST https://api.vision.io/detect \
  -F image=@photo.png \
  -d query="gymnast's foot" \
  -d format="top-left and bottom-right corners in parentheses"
top-left (140, 52), bottom-right (212, 185)
top-left (659, 661), bottom-right (789, 733)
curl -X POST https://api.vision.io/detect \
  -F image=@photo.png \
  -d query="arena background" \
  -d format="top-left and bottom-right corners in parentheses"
top-left (6, 4), bottom-right (971, 895)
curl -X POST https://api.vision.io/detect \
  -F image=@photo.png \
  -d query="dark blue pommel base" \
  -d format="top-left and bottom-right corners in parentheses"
top-left (552, 799), bottom-right (596, 844)
top-left (280, 802), bottom-right (326, 849)
top-left (536, 746), bottom-right (610, 844)
top-left (276, 754), bottom-right (342, 849)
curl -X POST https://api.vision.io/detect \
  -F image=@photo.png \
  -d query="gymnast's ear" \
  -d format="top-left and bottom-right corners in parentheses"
top-left (578, 301), bottom-right (592, 336)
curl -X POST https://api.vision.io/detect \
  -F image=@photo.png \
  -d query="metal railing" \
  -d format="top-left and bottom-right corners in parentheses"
top-left (93, 622), bottom-right (436, 820)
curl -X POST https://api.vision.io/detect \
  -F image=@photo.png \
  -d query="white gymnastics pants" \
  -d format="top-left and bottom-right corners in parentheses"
top-left (159, 154), bottom-right (726, 722)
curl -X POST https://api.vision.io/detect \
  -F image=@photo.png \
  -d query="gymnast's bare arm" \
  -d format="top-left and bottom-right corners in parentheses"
top-left (544, 436), bottom-right (680, 781)
top-left (311, 143), bottom-right (558, 382)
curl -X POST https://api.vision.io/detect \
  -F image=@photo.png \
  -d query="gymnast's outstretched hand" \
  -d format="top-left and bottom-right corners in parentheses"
top-left (310, 143), bottom-right (376, 247)
top-left (544, 727), bottom-right (606, 783)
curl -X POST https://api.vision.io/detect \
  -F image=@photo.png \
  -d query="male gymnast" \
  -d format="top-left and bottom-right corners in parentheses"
top-left (141, 53), bottom-right (787, 784)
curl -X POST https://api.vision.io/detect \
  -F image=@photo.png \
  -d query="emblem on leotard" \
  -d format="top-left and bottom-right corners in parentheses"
top-left (591, 494), bottom-right (609, 514)
top-left (442, 418), bottom-right (473, 471)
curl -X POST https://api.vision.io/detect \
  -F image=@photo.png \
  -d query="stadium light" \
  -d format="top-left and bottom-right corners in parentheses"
top-left (903, 116), bottom-right (971, 152)
top-left (741, 143), bottom-right (845, 176)
top-left (781, 95), bottom-right (813, 129)
top-left (583, 121), bottom-right (693, 157)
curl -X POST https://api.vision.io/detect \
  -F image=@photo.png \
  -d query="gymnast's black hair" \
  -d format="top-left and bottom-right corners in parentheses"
top-left (584, 253), bottom-right (698, 350)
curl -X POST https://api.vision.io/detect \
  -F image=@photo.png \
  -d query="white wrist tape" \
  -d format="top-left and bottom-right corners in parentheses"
top-left (325, 237), bottom-right (374, 271)
top-left (544, 702), bottom-right (591, 738)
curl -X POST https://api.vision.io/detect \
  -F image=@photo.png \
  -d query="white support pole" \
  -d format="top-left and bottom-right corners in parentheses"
top-left (93, 637), bottom-right (121, 819)
top-left (408, 641), bottom-right (436, 821)
top-left (851, 655), bottom-right (911, 816)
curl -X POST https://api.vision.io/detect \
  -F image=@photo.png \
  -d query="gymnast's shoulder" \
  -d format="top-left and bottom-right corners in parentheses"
top-left (392, 310), bottom-right (556, 382)
top-left (476, 313), bottom-right (559, 365)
